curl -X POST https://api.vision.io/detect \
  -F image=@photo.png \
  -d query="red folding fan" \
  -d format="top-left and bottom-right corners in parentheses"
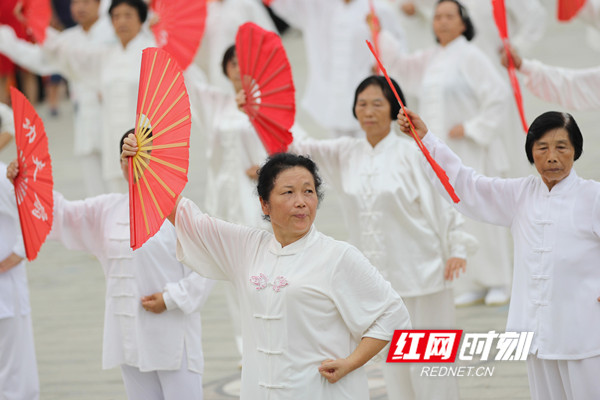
top-left (150, 0), bottom-right (206, 70)
top-left (367, 41), bottom-right (460, 203)
top-left (129, 47), bottom-right (191, 250)
top-left (236, 22), bottom-right (295, 155)
top-left (11, 87), bottom-right (54, 261)
top-left (492, 0), bottom-right (528, 133)
top-left (17, 0), bottom-right (51, 43)
top-left (557, 0), bottom-right (586, 21)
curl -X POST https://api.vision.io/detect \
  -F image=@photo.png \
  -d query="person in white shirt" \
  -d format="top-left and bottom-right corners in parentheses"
top-left (502, 46), bottom-right (600, 111)
top-left (286, 75), bottom-right (476, 400)
top-left (0, 0), bottom-right (116, 196)
top-left (122, 137), bottom-right (412, 399)
top-left (269, 0), bottom-right (407, 138)
top-left (398, 107), bottom-right (600, 400)
top-left (6, 131), bottom-right (215, 400)
top-left (0, 161), bottom-right (39, 400)
top-left (381, 0), bottom-right (514, 306)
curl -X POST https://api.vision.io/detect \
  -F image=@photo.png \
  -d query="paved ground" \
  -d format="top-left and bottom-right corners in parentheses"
top-left (1, 3), bottom-right (598, 399)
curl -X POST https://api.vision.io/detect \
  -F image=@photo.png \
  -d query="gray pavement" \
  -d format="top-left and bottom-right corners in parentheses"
top-left (1, 5), bottom-right (599, 399)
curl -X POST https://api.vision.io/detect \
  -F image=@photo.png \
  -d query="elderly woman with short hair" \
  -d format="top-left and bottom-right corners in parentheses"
top-left (398, 108), bottom-right (600, 400)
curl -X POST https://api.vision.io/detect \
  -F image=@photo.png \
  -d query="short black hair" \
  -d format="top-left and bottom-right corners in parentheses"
top-left (109, 0), bottom-right (147, 23)
top-left (525, 111), bottom-right (583, 164)
top-left (435, 0), bottom-right (475, 41)
top-left (257, 153), bottom-right (324, 221)
top-left (352, 75), bottom-right (406, 120)
top-left (221, 44), bottom-right (236, 77)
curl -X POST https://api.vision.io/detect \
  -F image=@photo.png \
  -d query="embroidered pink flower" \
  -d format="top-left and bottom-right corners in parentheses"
top-left (250, 273), bottom-right (269, 290)
top-left (272, 276), bottom-right (289, 292)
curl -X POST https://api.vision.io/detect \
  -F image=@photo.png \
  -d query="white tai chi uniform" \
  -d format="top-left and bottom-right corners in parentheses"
top-left (0, 162), bottom-right (39, 400)
top-left (420, 131), bottom-right (600, 400)
top-left (0, 21), bottom-right (116, 196)
top-left (291, 131), bottom-right (477, 399)
top-left (520, 59), bottom-right (600, 111)
top-left (270, 0), bottom-right (407, 137)
top-left (43, 30), bottom-right (156, 193)
top-left (196, 0), bottom-right (276, 91)
top-left (187, 79), bottom-right (268, 356)
top-left (381, 34), bottom-right (514, 300)
top-left (175, 198), bottom-right (412, 399)
top-left (49, 192), bottom-right (215, 400)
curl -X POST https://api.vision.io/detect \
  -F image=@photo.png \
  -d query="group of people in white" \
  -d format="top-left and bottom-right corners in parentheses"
top-left (0, 0), bottom-right (599, 399)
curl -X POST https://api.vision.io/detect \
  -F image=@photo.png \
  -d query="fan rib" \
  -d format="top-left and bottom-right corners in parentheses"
top-left (138, 152), bottom-right (186, 174)
top-left (133, 162), bottom-right (151, 235)
top-left (250, 83), bottom-right (292, 99)
top-left (253, 47), bottom-right (277, 84)
top-left (140, 142), bottom-right (188, 151)
top-left (139, 53), bottom-right (158, 128)
top-left (255, 64), bottom-right (286, 92)
top-left (149, 72), bottom-right (182, 122)
top-left (145, 59), bottom-right (172, 127)
top-left (136, 156), bottom-right (177, 197)
top-left (140, 114), bottom-right (189, 147)
top-left (254, 103), bottom-right (294, 111)
top-left (138, 164), bottom-right (165, 219)
top-left (147, 89), bottom-right (185, 135)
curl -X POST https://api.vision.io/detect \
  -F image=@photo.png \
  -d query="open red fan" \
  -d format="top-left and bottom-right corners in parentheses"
top-left (17, 0), bottom-right (51, 43)
top-left (10, 87), bottom-right (54, 261)
top-left (150, 0), bottom-right (206, 70)
top-left (129, 47), bottom-right (191, 250)
top-left (366, 41), bottom-right (460, 203)
top-left (492, 0), bottom-right (528, 133)
top-left (557, 0), bottom-right (586, 21)
top-left (236, 22), bottom-right (295, 155)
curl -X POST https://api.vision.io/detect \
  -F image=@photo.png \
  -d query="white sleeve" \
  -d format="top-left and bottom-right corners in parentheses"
top-left (331, 246), bottom-right (411, 342)
top-left (520, 59), bottom-right (600, 111)
top-left (48, 192), bottom-right (111, 256)
top-left (461, 50), bottom-right (512, 147)
top-left (0, 26), bottom-right (62, 76)
top-left (163, 272), bottom-right (217, 313)
top-left (0, 104), bottom-right (14, 135)
top-left (175, 197), bottom-right (262, 281)
top-left (421, 132), bottom-right (525, 227)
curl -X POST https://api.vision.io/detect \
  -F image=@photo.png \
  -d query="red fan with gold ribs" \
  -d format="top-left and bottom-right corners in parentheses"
top-left (150, 0), bottom-right (206, 70)
top-left (129, 47), bottom-right (191, 250)
top-left (492, 0), bottom-right (528, 133)
top-left (366, 41), bottom-right (460, 203)
top-left (557, 0), bottom-right (586, 21)
top-left (17, 0), bottom-right (51, 43)
top-left (10, 87), bottom-right (54, 261)
top-left (236, 22), bottom-right (295, 155)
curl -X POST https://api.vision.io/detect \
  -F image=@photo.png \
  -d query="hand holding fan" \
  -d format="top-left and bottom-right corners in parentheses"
top-left (492, 0), bottom-right (527, 133)
top-left (366, 40), bottom-right (460, 203)
top-left (150, 0), bottom-right (207, 70)
top-left (236, 22), bottom-right (295, 155)
top-left (129, 47), bottom-right (191, 250)
top-left (11, 87), bottom-right (54, 261)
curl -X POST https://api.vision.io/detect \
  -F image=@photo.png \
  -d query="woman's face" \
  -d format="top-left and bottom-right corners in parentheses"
top-left (226, 55), bottom-right (242, 93)
top-left (111, 3), bottom-right (142, 46)
top-left (354, 85), bottom-right (392, 141)
top-left (532, 128), bottom-right (575, 190)
top-left (260, 166), bottom-right (318, 246)
top-left (433, 1), bottom-right (465, 46)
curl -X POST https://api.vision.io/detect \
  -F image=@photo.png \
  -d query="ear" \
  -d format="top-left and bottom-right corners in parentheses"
top-left (259, 197), bottom-right (270, 218)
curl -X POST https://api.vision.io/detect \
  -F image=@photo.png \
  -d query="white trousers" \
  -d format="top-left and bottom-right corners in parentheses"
top-left (0, 294), bottom-right (39, 400)
top-left (381, 288), bottom-right (459, 400)
top-left (527, 354), bottom-right (600, 400)
top-left (120, 349), bottom-right (203, 400)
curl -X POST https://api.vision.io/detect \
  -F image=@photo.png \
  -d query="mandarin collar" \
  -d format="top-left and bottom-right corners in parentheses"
top-left (268, 225), bottom-right (319, 256)
top-left (539, 168), bottom-right (578, 195)
top-left (366, 129), bottom-right (397, 153)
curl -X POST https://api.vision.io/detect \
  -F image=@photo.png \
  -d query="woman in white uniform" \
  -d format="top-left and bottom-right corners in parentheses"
top-left (0, 161), bottom-right (39, 400)
top-left (121, 138), bottom-right (412, 399)
top-left (398, 108), bottom-right (600, 400)
top-left (7, 131), bottom-right (215, 400)
top-left (381, 0), bottom-right (514, 306)
top-left (287, 75), bottom-right (476, 400)
top-left (0, 0), bottom-right (116, 196)
top-left (269, 0), bottom-right (407, 137)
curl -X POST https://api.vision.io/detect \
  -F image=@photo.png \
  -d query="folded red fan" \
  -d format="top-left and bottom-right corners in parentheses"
top-left (236, 22), bottom-right (295, 155)
top-left (11, 87), bottom-right (54, 260)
